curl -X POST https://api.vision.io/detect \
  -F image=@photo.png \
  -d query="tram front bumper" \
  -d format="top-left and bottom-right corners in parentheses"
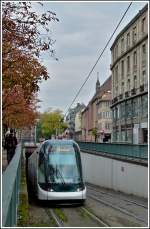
top-left (38, 184), bottom-right (86, 200)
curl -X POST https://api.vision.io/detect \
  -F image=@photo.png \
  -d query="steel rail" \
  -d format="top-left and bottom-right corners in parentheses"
top-left (88, 194), bottom-right (147, 226)
top-left (49, 209), bottom-right (64, 227)
top-left (44, 208), bottom-right (64, 227)
top-left (81, 207), bottom-right (109, 227)
top-left (87, 184), bottom-right (148, 209)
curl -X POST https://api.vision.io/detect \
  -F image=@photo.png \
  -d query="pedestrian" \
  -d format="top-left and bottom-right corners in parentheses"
top-left (5, 128), bottom-right (18, 164)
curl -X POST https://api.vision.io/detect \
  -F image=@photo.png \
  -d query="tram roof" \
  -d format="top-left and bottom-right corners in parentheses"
top-left (42, 139), bottom-right (78, 146)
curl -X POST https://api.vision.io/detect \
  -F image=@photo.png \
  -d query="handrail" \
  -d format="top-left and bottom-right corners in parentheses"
top-left (77, 141), bottom-right (148, 160)
top-left (2, 144), bottom-right (22, 227)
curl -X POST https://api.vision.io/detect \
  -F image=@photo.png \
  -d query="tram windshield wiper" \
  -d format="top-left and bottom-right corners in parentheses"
top-left (55, 165), bottom-right (66, 185)
top-left (47, 164), bottom-right (66, 185)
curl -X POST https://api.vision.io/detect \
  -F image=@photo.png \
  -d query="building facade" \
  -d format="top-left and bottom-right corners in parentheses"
top-left (66, 103), bottom-right (85, 138)
top-left (96, 91), bottom-right (112, 142)
top-left (81, 76), bottom-right (112, 142)
top-left (74, 109), bottom-right (84, 141)
top-left (110, 4), bottom-right (148, 144)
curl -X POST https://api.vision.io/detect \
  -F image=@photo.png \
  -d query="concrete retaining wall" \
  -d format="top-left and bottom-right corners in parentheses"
top-left (81, 152), bottom-right (148, 198)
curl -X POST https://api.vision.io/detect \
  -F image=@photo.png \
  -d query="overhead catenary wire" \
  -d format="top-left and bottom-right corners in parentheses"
top-left (64, 2), bottom-right (133, 118)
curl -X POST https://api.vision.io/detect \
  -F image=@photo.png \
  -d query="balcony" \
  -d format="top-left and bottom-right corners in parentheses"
top-left (125, 91), bottom-right (129, 98)
top-left (131, 88), bottom-right (136, 95)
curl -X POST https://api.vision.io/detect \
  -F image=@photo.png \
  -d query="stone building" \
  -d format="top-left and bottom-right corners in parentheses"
top-left (81, 76), bottom-right (112, 142)
top-left (74, 108), bottom-right (85, 141)
top-left (66, 103), bottom-right (85, 138)
top-left (96, 91), bottom-right (112, 142)
top-left (110, 4), bottom-right (148, 144)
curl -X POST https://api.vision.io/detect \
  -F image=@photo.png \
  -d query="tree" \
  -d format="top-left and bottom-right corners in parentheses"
top-left (92, 128), bottom-right (98, 142)
top-left (38, 110), bottom-right (68, 139)
top-left (2, 86), bottom-right (38, 129)
top-left (2, 2), bottom-right (59, 129)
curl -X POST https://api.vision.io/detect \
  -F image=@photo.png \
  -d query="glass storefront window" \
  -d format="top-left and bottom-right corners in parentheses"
top-left (141, 95), bottom-right (148, 118)
top-left (126, 100), bottom-right (132, 118)
top-left (132, 97), bottom-right (139, 117)
top-left (126, 128), bottom-right (132, 143)
top-left (120, 102), bottom-right (125, 119)
top-left (121, 130), bottom-right (126, 142)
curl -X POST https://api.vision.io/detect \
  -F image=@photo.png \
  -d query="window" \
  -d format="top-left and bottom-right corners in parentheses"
top-left (133, 51), bottom-right (137, 66)
top-left (127, 56), bottom-right (130, 72)
top-left (105, 123), bottom-right (110, 130)
top-left (132, 26), bottom-right (137, 43)
top-left (115, 65), bottom-right (118, 82)
top-left (98, 112), bottom-right (102, 119)
top-left (121, 82), bottom-right (124, 94)
top-left (126, 100), bottom-right (132, 118)
top-left (115, 44), bottom-right (118, 59)
top-left (112, 109), bottom-right (115, 120)
top-left (133, 98), bottom-right (139, 117)
top-left (133, 75), bottom-right (137, 88)
top-left (121, 60), bottom-right (124, 78)
top-left (121, 125), bottom-right (126, 141)
top-left (142, 70), bottom-right (146, 85)
top-left (127, 32), bottom-right (130, 48)
top-left (121, 38), bottom-right (124, 52)
top-left (142, 44), bottom-right (146, 62)
top-left (141, 95), bottom-right (148, 118)
top-left (115, 106), bottom-right (119, 120)
top-left (141, 17), bottom-right (146, 33)
top-left (120, 102), bottom-right (125, 119)
top-left (126, 127), bottom-right (132, 143)
top-left (115, 85), bottom-right (118, 97)
top-left (127, 79), bottom-right (130, 91)
top-left (142, 44), bottom-right (146, 54)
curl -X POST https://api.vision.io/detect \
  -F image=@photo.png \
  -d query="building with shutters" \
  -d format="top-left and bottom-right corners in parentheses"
top-left (110, 4), bottom-right (148, 144)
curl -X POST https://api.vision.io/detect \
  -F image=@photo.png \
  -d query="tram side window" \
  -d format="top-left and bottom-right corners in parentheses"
top-left (38, 145), bottom-right (47, 183)
top-left (73, 144), bottom-right (82, 178)
top-left (38, 161), bottom-right (45, 183)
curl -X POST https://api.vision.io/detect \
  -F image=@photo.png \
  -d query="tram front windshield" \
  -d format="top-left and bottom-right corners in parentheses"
top-left (39, 143), bottom-right (82, 185)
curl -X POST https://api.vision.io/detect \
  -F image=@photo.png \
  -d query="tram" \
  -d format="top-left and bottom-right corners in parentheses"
top-left (28, 139), bottom-right (86, 204)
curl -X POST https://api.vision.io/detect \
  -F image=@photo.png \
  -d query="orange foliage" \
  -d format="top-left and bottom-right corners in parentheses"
top-left (3, 86), bottom-right (38, 128)
top-left (2, 2), bottom-right (59, 128)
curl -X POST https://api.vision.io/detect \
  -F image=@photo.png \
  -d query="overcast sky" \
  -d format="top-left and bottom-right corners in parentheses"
top-left (33, 1), bottom-right (148, 114)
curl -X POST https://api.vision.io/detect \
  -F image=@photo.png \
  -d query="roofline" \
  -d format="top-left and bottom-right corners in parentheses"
top-left (110, 4), bottom-right (148, 50)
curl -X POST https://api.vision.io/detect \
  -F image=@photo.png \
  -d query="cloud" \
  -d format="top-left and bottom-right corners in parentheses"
top-left (34, 1), bottom-right (147, 113)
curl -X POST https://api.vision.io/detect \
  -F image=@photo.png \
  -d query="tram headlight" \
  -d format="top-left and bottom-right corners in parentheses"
top-left (77, 183), bottom-right (85, 191)
top-left (39, 183), bottom-right (54, 191)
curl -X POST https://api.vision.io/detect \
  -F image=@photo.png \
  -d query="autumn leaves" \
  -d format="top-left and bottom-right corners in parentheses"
top-left (2, 2), bottom-right (59, 129)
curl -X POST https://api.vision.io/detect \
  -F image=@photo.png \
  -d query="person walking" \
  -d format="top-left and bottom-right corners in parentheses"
top-left (5, 128), bottom-right (18, 164)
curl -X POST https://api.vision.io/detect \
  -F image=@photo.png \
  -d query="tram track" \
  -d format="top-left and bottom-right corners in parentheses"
top-left (49, 209), bottom-right (64, 227)
top-left (44, 208), bottom-right (64, 227)
top-left (87, 183), bottom-right (147, 209)
top-left (45, 205), bottom-right (110, 227)
top-left (88, 193), bottom-right (147, 226)
top-left (81, 207), bottom-right (110, 227)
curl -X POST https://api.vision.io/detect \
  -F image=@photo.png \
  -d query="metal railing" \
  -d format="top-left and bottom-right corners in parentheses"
top-left (2, 144), bottom-right (22, 227)
top-left (78, 141), bottom-right (148, 160)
